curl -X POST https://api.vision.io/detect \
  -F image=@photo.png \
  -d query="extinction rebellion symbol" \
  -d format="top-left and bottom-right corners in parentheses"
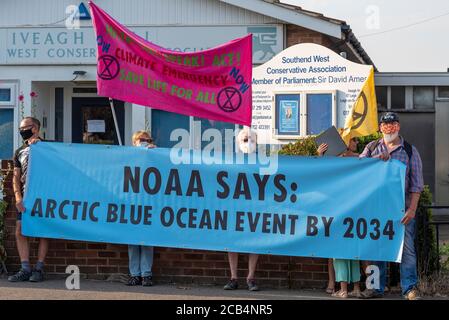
top-left (97, 55), bottom-right (120, 80)
top-left (350, 92), bottom-right (368, 130)
top-left (217, 87), bottom-right (242, 112)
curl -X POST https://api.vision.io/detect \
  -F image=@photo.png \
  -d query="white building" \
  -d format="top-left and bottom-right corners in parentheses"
top-left (0, 0), bottom-right (373, 159)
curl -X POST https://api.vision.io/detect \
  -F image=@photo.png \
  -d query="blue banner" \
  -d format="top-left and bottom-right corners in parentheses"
top-left (23, 142), bottom-right (406, 262)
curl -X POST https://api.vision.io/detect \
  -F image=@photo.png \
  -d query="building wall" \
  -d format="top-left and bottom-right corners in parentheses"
top-left (0, 0), bottom-right (281, 27)
top-left (391, 111), bottom-right (435, 194)
top-left (435, 101), bottom-right (449, 204)
top-left (0, 2), bottom-right (361, 288)
top-left (2, 160), bottom-right (328, 288)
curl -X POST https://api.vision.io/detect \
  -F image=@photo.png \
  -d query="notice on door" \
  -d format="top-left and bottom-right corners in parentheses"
top-left (87, 120), bottom-right (106, 133)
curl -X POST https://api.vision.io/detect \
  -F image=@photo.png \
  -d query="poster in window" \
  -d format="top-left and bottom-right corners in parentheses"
top-left (279, 100), bottom-right (299, 133)
top-left (274, 93), bottom-right (300, 137)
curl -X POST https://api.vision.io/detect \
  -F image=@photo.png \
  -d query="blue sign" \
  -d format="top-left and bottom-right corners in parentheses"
top-left (279, 100), bottom-right (299, 133)
top-left (79, 3), bottom-right (91, 20)
top-left (23, 142), bottom-right (406, 262)
top-left (274, 93), bottom-right (300, 136)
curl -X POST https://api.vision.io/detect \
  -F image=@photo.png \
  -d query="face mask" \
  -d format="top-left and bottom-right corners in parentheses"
top-left (139, 141), bottom-right (149, 148)
top-left (239, 140), bottom-right (256, 154)
top-left (20, 128), bottom-right (34, 141)
top-left (383, 132), bottom-right (398, 143)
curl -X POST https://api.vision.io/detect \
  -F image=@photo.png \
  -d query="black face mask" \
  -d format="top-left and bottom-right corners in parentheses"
top-left (19, 128), bottom-right (34, 141)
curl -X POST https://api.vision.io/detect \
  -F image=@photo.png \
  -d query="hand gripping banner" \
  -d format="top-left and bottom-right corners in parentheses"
top-left (23, 142), bottom-right (407, 262)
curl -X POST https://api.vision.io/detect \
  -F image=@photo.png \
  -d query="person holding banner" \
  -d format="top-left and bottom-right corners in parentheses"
top-left (223, 128), bottom-right (260, 292)
top-left (358, 112), bottom-right (423, 300)
top-left (8, 117), bottom-right (48, 283)
top-left (318, 137), bottom-right (362, 298)
top-left (126, 130), bottom-right (156, 286)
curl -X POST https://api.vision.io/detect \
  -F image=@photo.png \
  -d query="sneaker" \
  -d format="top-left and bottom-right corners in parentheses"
top-left (223, 279), bottom-right (238, 290)
top-left (126, 276), bottom-right (142, 286)
top-left (404, 288), bottom-right (421, 300)
top-left (247, 279), bottom-right (260, 291)
top-left (8, 269), bottom-right (31, 282)
top-left (29, 269), bottom-right (44, 282)
top-left (359, 289), bottom-right (384, 299)
top-left (142, 276), bottom-right (153, 287)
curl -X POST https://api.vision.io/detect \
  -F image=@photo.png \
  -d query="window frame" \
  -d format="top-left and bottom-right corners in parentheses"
top-left (271, 90), bottom-right (337, 139)
top-left (0, 84), bottom-right (15, 105)
top-left (0, 83), bottom-right (18, 160)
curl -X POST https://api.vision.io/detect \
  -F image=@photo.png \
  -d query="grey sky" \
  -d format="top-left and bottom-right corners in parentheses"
top-left (280, 0), bottom-right (449, 72)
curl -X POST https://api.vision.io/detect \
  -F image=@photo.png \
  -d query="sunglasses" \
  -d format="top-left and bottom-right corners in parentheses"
top-left (138, 137), bottom-right (153, 143)
top-left (19, 125), bottom-right (34, 131)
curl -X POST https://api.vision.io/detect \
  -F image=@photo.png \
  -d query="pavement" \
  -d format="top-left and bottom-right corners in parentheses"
top-left (1, 277), bottom-right (447, 300)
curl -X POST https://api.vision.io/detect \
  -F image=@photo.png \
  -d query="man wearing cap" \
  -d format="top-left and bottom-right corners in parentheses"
top-left (359, 112), bottom-right (424, 300)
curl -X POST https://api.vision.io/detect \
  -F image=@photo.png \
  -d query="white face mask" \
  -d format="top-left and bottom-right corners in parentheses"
top-left (239, 140), bottom-right (256, 154)
top-left (138, 141), bottom-right (149, 148)
top-left (383, 132), bottom-right (399, 143)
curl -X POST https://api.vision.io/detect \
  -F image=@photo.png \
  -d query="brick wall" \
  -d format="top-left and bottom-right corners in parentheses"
top-left (286, 24), bottom-right (362, 64)
top-left (2, 160), bottom-right (328, 289)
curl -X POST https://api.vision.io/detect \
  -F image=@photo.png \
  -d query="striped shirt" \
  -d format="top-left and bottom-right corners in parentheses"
top-left (359, 137), bottom-right (424, 207)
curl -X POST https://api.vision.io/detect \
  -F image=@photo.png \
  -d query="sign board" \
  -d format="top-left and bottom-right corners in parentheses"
top-left (0, 25), bottom-right (282, 65)
top-left (251, 43), bottom-right (373, 144)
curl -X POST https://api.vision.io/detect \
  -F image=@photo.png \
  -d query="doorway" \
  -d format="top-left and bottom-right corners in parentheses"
top-left (71, 97), bottom-right (125, 145)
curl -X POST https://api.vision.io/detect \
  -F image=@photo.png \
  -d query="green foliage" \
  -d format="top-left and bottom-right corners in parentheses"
top-left (356, 132), bottom-right (382, 154)
top-left (416, 186), bottom-right (439, 276)
top-left (439, 243), bottom-right (449, 272)
top-left (278, 136), bottom-right (319, 156)
top-left (0, 163), bottom-right (12, 268)
top-left (0, 199), bottom-right (7, 264)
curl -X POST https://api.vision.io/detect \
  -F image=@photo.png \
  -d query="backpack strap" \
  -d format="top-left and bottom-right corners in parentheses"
top-left (403, 140), bottom-right (413, 161)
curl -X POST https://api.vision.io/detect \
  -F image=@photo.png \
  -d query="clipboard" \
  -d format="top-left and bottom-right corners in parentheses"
top-left (314, 126), bottom-right (348, 157)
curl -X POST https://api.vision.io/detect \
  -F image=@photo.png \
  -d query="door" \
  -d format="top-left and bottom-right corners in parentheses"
top-left (72, 97), bottom-right (125, 145)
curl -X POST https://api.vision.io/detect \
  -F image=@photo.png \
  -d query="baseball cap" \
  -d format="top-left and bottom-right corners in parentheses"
top-left (380, 112), bottom-right (400, 124)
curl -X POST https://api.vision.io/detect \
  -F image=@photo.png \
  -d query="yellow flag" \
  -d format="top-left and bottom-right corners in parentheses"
top-left (340, 67), bottom-right (378, 145)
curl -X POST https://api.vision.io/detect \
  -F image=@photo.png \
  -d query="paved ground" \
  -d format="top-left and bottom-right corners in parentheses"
top-left (0, 277), bottom-right (447, 300)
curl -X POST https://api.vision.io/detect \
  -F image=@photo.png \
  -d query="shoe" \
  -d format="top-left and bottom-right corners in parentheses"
top-left (126, 276), bottom-right (142, 286)
top-left (7, 269), bottom-right (31, 282)
top-left (142, 276), bottom-right (153, 287)
top-left (332, 290), bottom-right (348, 299)
top-left (29, 269), bottom-right (44, 282)
top-left (348, 290), bottom-right (362, 298)
top-left (223, 279), bottom-right (238, 290)
top-left (325, 287), bottom-right (335, 294)
top-left (359, 289), bottom-right (384, 299)
top-left (404, 288), bottom-right (421, 300)
top-left (247, 279), bottom-right (260, 291)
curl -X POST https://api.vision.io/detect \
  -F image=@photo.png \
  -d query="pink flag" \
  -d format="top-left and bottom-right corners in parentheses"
top-left (90, 1), bottom-right (253, 126)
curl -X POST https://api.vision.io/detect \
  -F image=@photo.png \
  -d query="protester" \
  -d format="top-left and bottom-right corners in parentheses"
top-left (126, 130), bottom-right (156, 286)
top-left (223, 127), bottom-right (259, 291)
top-left (359, 112), bottom-right (424, 300)
top-left (8, 117), bottom-right (47, 282)
top-left (318, 137), bottom-right (362, 297)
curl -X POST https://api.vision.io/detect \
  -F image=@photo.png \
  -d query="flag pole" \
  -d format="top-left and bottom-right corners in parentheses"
top-left (109, 98), bottom-right (123, 146)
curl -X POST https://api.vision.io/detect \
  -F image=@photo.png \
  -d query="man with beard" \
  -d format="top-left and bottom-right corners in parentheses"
top-left (358, 112), bottom-right (424, 300)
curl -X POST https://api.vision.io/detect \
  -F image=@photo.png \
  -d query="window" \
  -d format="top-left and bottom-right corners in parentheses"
top-left (0, 88), bottom-right (11, 102)
top-left (273, 92), bottom-right (335, 139)
top-left (151, 109), bottom-right (190, 148)
top-left (375, 86), bottom-right (388, 109)
top-left (0, 109), bottom-right (14, 160)
top-left (413, 86), bottom-right (434, 109)
top-left (307, 93), bottom-right (333, 135)
top-left (273, 94), bottom-right (300, 138)
top-left (194, 117), bottom-right (238, 150)
top-left (437, 86), bottom-right (449, 99)
top-left (390, 86), bottom-right (405, 109)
